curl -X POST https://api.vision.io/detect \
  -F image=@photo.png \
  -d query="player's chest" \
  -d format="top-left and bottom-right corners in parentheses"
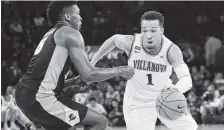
top-left (129, 50), bottom-right (171, 73)
top-left (130, 50), bottom-right (168, 65)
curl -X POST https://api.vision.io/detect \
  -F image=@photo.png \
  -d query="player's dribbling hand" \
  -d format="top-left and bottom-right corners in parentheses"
top-left (73, 75), bottom-right (91, 86)
top-left (117, 66), bottom-right (135, 79)
top-left (160, 85), bottom-right (179, 93)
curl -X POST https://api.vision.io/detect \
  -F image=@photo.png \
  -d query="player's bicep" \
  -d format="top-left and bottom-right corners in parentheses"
top-left (168, 44), bottom-right (191, 78)
top-left (167, 44), bottom-right (185, 67)
top-left (66, 36), bottom-right (93, 82)
top-left (69, 47), bottom-right (93, 81)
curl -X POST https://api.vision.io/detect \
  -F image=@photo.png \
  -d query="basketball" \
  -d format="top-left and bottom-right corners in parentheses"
top-left (156, 87), bottom-right (188, 120)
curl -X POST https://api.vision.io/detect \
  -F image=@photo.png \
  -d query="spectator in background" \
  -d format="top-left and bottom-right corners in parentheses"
top-left (187, 90), bottom-right (197, 104)
top-left (108, 99), bottom-right (123, 126)
top-left (215, 41), bottom-right (224, 74)
top-left (2, 86), bottom-right (35, 130)
top-left (33, 12), bottom-right (45, 27)
top-left (2, 86), bottom-right (20, 130)
top-left (9, 20), bottom-right (23, 34)
top-left (220, 12), bottom-right (224, 23)
top-left (23, 13), bottom-right (32, 28)
top-left (213, 72), bottom-right (224, 83)
top-left (9, 61), bottom-right (22, 85)
top-left (104, 84), bottom-right (120, 105)
top-left (199, 65), bottom-right (211, 80)
top-left (191, 66), bottom-right (204, 95)
top-left (187, 90), bottom-right (201, 122)
top-left (2, 27), bottom-right (13, 60)
top-left (106, 83), bottom-right (120, 102)
top-left (93, 11), bottom-right (106, 27)
top-left (88, 85), bottom-right (105, 104)
top-left (74, 92), bottom-right (89, 105)
top-left (218, 86), bottom-right (224, 122)
top-left (200, 84), bottom-right (221, 124)
top-left (104, 83), bottom-right (121, 113)
top-left (2, 60), bottom-right (10, 95)
top-left (26, 35), bottom-right (34, 49)
top-left (182, 42), bottom-right (195, 65)
top-left (204, 35), bottom-right (222, 73)
top-left (188, 103), bottom-right (201, 124)
top-left (23, 27), bottom-right (32, 42)
top-left (92, 11), bottom-right (107, 44)
top-left (203, 79), bottom-right (212, 93)
top-left (86, 97), bottom-right (107, 116)
top-left (222, 32), bottom-right (224, 43)
top-left (12, 37), bottom-right (21, 54)
top-left (192, 45), bottom-right (205, 67)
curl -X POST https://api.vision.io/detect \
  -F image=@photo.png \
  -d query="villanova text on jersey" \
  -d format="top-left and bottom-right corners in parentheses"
top-left (133, 60), bottom-right (167, 72)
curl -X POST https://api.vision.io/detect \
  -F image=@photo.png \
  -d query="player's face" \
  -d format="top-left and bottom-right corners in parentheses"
top-left (141, 20), bottom-right (164, 49)
top-left (68, 5), bottom-right (82, 30)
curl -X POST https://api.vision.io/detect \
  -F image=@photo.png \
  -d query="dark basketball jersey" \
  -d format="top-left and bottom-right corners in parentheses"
top-left (20, 23), bottom-right (72, 95)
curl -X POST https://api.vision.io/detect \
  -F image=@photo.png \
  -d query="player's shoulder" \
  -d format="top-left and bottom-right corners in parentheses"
top-left (112, 34), bottom-right (135, 54)
top-left (56, 26), bottom-right (83, 47)
top-left (57, 26), bottom-right (81, 38)
top-left (167, 42), bottom-right (184, 65)
top-left (113, 34), bottom-right (135, 43)
top-left (163, 35), bottom-right (180, 53)
top-left (163, 35), bottom-right (174, 45)
top-left (168, 43), bottom-right (182, 55)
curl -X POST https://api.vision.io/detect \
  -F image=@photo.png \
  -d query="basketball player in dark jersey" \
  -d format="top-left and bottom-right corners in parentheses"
top-left (15, 1), bottom-right (134, 130)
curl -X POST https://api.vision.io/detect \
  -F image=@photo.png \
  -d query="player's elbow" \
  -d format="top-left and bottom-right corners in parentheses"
top-left (184, 75), bottom-right (193, 91)
top-left (81, 75), bottom-right (91, 83)
top-left (111, 34), bottom-right (119, 45)
top-left (112, 34), bottom-right (123, 43)
top-left (175, 75), bottom-right (193, 93)
top-left (80, 72), bottom-right (93, 84)
top-left (80, 68), bottom-right (97, 83)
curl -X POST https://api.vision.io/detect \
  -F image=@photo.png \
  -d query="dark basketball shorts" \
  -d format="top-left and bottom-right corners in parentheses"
top-left (15, 82), bottom-right (88, 130)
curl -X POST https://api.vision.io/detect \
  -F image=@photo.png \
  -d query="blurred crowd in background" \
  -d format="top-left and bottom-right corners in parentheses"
top-left (1, 1), bottom-right (224, 130)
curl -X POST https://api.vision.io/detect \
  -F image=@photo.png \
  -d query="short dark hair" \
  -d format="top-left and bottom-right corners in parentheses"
top-left (140, 11), bottom-right (164, 27)
top-left (46, 1), bottom-right (77, 25)
top-left (89, 97), bottom-right (97, 102)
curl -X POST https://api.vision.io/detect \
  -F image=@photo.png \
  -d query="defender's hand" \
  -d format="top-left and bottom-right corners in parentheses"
top-left (117, 66), bottom-right (135, 79)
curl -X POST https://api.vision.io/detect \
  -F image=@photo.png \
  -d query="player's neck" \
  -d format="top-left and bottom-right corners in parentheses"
top-left (56, 21), bottom-right (72, 28)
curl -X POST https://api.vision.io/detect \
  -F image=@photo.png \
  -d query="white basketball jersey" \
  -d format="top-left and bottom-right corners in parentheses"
top-left (126, 34), bottom-right (173, 100)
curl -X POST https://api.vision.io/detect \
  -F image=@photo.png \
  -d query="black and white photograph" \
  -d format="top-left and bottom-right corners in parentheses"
top-left (1, 1), bottom-right (224, 130)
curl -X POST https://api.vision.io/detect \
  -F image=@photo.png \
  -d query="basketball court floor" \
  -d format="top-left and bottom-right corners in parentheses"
top-left (110, 125), bottom-right (224, 130)
top-left (76, 125), bottom-right (224, 130)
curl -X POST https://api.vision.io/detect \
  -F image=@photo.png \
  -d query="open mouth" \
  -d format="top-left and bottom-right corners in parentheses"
top-left (148, 41), bottom-right (153, 44)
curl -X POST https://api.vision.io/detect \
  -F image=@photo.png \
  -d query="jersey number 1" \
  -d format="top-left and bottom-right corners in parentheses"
top-left (146, 74), bottom-right (154, 85)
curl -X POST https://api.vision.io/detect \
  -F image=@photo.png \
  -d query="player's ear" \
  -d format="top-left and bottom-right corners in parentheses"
top-left (161, 27), bottom-right (164, 34)
top-left (64, 13), bottom-right (71, 21)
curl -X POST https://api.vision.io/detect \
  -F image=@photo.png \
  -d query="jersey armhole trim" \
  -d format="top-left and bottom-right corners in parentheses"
top-left (52, 25), bottom-right (68, 49)
top-left (166, 43), bottom-right (174, 65)
top-left (128, 34), bottom-right (136, 59)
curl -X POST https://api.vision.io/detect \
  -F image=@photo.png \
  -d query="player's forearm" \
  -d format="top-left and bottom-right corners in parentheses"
top-left (173, 76), bottom-right (192, 93)
top-left (173, 64), bottom-right (192, 93)
top-left (90, 36), bottom-right (116, 66)
top-left (86, 67), bottom-right (120, 83)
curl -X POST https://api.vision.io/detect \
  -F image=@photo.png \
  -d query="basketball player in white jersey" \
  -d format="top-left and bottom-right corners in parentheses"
top-left (90, 11), bottom-right (198, 130)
